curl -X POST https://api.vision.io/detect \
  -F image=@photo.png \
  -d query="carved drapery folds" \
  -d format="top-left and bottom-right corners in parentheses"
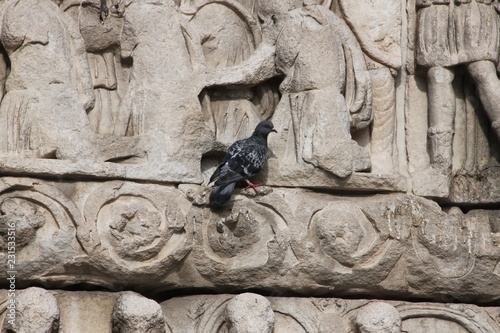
top-left (0, 0), bottom-right (499, 331)
top-left (0, 0), bottom-right (497, 199)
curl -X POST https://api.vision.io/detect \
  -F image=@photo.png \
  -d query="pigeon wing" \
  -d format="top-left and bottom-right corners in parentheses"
top-left (209, 138), bottom-right (247, 184)
top-left (215, 142), bottom-right (268, 186)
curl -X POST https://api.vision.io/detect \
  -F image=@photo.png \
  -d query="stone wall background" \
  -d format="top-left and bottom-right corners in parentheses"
top-left (0, 0), bottom-right (499, 332)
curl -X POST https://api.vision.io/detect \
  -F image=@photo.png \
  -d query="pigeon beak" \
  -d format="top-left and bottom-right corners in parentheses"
top-left (272, 128), bottom-right (277, 133)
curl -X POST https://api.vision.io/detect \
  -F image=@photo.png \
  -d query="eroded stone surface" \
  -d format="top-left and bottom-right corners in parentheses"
top-left (0, 0), bottom-right (499, 331)
top-left (0, 0), bottom-right (496, 199)
top-left (226, 293), bottom-right (274, 333)
top-left (162, 293), bottom-right (500, 333)
top-left (1, 289), bottom-right (497, 333)
top-left (1, 287), bottom-right (60, 333)
top-left (112, 291), bottom-right (166, 333)
top-left (0, 178), bottom-right (498, 302)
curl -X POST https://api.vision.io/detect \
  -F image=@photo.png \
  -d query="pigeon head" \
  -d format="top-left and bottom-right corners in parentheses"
top-left (252, 120), bottom-right (277, 138)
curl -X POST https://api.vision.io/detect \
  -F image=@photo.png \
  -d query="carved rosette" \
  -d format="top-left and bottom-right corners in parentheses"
top-left (193, 194), bottom-right (289, 286)
top-left (82, 181), bottom-right (193, 276)
top-left (0, 178), bottom-right (83, 281)
top-left (395, 303), bottom-right (500, 333)
top-left (290, 199), bottom-right (403, 289)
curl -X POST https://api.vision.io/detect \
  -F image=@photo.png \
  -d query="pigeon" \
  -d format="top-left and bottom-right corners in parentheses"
top-left (209, 120), bottom-right (277, 205)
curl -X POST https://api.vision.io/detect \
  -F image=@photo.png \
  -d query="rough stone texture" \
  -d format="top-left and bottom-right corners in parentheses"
top-left (354, 302), bottom-right (401, 333)
top-left (225, 293), bottom-right (274, 333)
top-left (0, 289), bottom-right (497, 333)
top-left (1, 287), bottom-right (59, 333)
top-left (112, 291), bottom-right (166, 333)
top-left (0, 178), bottom-right (498, 303)
top-left (162, 293), bottom-right (500, 333)
top-left (0, 0), bottom-right (499, 331)
top-left (0, 0), bottom-right (498, 198)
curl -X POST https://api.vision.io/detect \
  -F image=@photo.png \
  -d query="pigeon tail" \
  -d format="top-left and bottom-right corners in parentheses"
top-left (209, 182), bottom-right (236, 205)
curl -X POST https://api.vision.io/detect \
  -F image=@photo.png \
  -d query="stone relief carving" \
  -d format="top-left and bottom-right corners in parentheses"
top-left (225, 293), bottom-right (274, 333)
top-left (0, 0), bottom-right (496, 200)
top-left (354, 302), bottom-right (402, 333)
top-left (396, 302), bottom-right (500, 333)
top-left (291, 199), bottom-right (403, 290)
top-left (0, 178), bottom-right (84, 285)
top-left (0, 179), bottom-right (497, 302)
top-left (408, 0), bottom-right (500, 197)
top-left (81, 181), bottom-right (193, 278)
top-left (0, 198), bottom-right (45, 250)
top-left (339, 0), bottom-right (402, 174)
top-left (193, 195), bottom-right (289, 286)
top-left (112, 291), bottom-right (167, 333)
top-left (185, 0), bottom-right (270, 146)
top-left (0, 0), bottom-right (499, 331)
top-left (159, 293), bottom-right (500, 333)
top-left (61, 0), bottom-right (124, 136)
top-left (0, 0), bottom-right (95, 160)
top-left (1, 287), bottom-right (60, 333)
top-left (1, 289), bottom-right (498, 333)
top-left (1, 0), bottom-right (492, 202)
top-left (206, 1), bottom-right (373, 178)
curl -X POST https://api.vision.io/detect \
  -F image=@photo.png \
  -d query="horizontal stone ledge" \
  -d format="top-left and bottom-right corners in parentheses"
top-left (0, 157), bottom-right (408, 192)
top-left (1, 288), bottom-right (499, 333)
top-left (0, 177), bottom-right (499, 303)
top-left (5, 157), bottom-right (500, 203)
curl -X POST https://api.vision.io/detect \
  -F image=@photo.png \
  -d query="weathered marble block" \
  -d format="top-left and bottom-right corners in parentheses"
top-left (0, 177), bottom-right (498, 303)
top-left (1, 289), bottom-right (499, 333)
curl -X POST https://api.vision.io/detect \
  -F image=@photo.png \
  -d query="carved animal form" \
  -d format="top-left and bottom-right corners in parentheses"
top-left (209, 120), bottom-right (277, 205)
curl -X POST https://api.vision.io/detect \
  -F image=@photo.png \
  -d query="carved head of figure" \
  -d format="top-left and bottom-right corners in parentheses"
top-left (355, 302), bottom-right (402, 333)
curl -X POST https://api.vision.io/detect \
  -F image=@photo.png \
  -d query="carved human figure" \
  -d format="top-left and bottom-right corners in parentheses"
top-left (338, 0), bottom-right (402, 174)
top-left (115, 0), bottom-right (205, 135)
top-left (61, 0), bottom-right (124, 135)
top-left (188, 0), bottom-right (264, 146)
top-left (205, 0), bottom-right (372, 177)
top-left (0, 0), bottom-right (97, 160)
top-left (225, 293), bottom-right (274, 333)
top-left (416, 0), bottom-right (500, 174)
top-left (355, 302), bottom-right (402, 333)
top-left (314, 205), bottom-right (365, 267)
top-left (114, 0), bottom-right (213, 176)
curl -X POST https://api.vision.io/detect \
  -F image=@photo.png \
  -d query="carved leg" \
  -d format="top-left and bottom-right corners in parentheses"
top-left (466, 60), bottom-right (500, 141)
top-left (369, 67), bottom-right (397, 173)
top-left (427, 66), bottom-right (456, 173)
